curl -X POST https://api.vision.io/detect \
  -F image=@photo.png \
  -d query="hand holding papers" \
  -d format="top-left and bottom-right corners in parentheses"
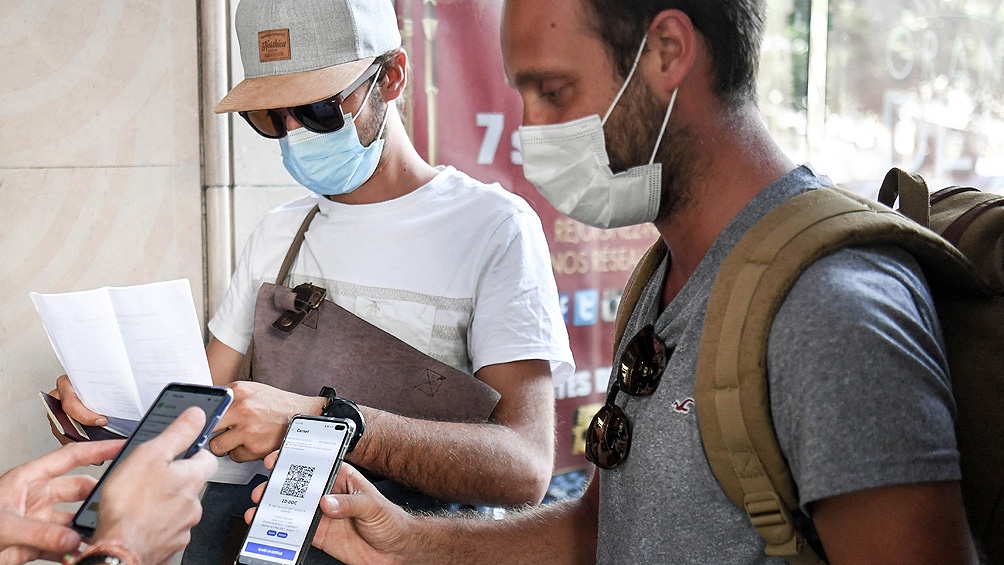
top-left (30, 279), bottom-right (213, 422)
top-left (31, 280), bottom-right (269, 485)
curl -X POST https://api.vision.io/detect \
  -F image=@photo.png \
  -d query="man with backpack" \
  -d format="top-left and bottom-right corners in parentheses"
top-left (292, 0), bottom-right (986, 563)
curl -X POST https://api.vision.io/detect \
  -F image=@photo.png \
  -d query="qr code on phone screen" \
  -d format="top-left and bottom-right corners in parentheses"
top-left (280, 464), bottom-right (315, 498)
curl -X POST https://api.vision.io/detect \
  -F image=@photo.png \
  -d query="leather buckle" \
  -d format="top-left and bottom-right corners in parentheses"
top-left (293, 282), bottom-right (326, 311)
top-left (272, 283), bottom-right (327, 333)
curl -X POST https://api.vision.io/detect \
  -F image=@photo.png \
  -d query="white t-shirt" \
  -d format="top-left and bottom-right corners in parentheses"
top-left (209, 166), bottom-right (573, 382)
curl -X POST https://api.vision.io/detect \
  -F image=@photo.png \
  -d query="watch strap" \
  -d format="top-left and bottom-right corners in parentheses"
top-left (318, 386), bottom-right (365, 451)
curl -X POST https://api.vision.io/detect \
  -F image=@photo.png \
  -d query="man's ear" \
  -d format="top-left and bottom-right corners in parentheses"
top-left (643, 10), bottom-right (697, 98)
top-left (378, 50), bottom-right (408, 102)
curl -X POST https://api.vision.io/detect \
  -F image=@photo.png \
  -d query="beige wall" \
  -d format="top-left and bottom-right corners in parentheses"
top-left (0, 1), bottom-right (204, 473)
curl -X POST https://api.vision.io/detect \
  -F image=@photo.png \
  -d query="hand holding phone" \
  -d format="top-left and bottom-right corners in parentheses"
top-left (237, 415), bottom-right (356, 565)
top-left (88, 406), bottom-right (220, 565)
top-left (71, 383), bottom-right (233, 537)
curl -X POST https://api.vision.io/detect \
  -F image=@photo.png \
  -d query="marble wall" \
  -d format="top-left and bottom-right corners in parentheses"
top-left (1, 0), bottom-right (206, 473)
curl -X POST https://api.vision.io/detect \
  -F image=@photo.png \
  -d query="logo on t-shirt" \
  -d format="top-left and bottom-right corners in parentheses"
top-left (672, 398), bottom-right (695, 414)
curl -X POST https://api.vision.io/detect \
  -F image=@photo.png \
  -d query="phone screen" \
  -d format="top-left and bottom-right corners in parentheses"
top-left (72, 383), bottom-right (232, 534)
top-left (237, 417), bottom-right (354, 565)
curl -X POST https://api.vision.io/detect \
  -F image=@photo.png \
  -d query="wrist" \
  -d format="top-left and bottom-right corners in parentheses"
top-left (64, 540), bottom-right (138, 565)
top-left (309, 395), bottom-right (328, 416)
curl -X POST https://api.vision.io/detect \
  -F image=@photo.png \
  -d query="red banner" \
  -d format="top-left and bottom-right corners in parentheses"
top-left (395, 0), bottom-right (658, 472)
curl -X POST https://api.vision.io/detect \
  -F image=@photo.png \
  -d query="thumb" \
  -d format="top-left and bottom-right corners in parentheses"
top-left (171, 447), bottom-right (219, 486)
top-left (319, 493), bottom-right (361, 519)
top-left (319, 492), bottom-right (386, 522)
top-left (144, 407), bottom-right (208, 460)
top-left (0, 514), bottom-right (80, 556)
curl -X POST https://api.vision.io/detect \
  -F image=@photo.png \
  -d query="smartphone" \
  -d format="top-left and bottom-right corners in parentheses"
top-left (71, 382), bottom-right (233, 537)
top-left (236, 415), bottom-right (356, 565)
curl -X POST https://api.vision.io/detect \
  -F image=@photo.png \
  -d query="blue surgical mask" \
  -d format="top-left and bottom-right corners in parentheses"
top-left (280, 80), bottom-right (387, 196)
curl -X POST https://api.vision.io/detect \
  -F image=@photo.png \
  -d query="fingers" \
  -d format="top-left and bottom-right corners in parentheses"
top-left (207, 428), bottom-right (239, 457)
top-left (176, 449), bottom-right (219, 485)
top-left (332, 464), bottom-right (377, 496)
top-left (48, 510), bottom-right (77, 527)
top-left (0, 514), bottom-right (80, 557)
top-left (45, 475), bottom-right (99, 506)
top-left (244, 506), bottom-right (257, 525)
top-left (251, 481), bottom-right (266, 504)
top-left (55, 375), bottom-right (106, 426)
top-left (17, 440), bottom-right (123, 482)
top-left (208, 434), bottom-right (271, 463)
top-left (264, 450), bottom-right (279, 470)
top-left (141, 407), bottom-right (207, 461)
top-left (318, 491), bottom-right (386, 522)
top-left (319, 464), bottom-right (387, 519)
top-left (213, 382), bottom-right (245, 431)
top-left (91, 409), bottom-right (215, 565)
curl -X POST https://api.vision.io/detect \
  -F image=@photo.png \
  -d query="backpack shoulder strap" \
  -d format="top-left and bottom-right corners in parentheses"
top-left (612, 240), bottom-right (668, 353)
top-left (695, 186), bottom-right (978, 565)
top-left (877, 167), bottom-right (931, 228)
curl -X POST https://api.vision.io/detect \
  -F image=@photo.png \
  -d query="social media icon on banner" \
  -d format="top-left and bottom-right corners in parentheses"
top-left (573, 289), bottom-right (600, 326)
top-left (558, 293), bottom-right (570, 325)
top-left (600, 288), bottom-right (622, 323)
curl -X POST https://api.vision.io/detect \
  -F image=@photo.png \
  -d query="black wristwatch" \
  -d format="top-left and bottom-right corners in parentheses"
top-left (318, 386), bottom-right (365, 451)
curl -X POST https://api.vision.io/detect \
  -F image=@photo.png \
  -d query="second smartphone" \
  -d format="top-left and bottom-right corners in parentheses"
top-left (71, 382), bottom-right (233, 537)
top-left (236, 415), bottom-right (356, 565)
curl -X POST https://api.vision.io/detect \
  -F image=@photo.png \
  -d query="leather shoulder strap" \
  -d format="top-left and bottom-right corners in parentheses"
top-left (239, 204), bottom-right (321, 381)
top-left (276, 204), bottom-right (322, 285)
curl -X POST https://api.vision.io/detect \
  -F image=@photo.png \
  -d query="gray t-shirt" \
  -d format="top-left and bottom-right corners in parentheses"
top-left (596, 165), bottom-right (960, 563)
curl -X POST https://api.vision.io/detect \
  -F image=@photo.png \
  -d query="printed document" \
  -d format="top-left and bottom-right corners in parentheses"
top-left (30, 279), bottom-right (212, 422)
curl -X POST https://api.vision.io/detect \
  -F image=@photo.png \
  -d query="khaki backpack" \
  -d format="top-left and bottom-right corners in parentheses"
top-left (613, 168), bottom-right (1004, 564)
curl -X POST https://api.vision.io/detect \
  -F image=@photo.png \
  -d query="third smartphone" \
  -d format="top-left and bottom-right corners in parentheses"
top-left (236, 415), bottom-right (356, 565)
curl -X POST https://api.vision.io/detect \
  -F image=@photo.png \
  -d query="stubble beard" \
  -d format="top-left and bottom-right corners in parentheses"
top-left (356, 86), bottom-right (390, 153)
top-left (604, 76), bottom-right (697, 226)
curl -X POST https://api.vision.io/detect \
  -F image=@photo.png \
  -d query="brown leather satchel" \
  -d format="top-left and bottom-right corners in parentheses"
top-left (239, 205), bottom-right (501, 422)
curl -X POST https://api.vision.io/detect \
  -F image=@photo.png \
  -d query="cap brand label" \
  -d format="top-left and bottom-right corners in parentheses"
top-left (258, 29), bottom-right (291, 62)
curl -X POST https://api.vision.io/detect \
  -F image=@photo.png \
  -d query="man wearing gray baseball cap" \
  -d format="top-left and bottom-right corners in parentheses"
top-left (53, 0), bottom-right (572, 564)
top-left (203, 0), bottom-right (572, 562)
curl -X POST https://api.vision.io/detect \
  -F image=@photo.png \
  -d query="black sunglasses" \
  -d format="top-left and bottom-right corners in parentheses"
top-left (585, 324), bottom-right (671, 469)
top-left (239, 63), bottom-right (381, 139)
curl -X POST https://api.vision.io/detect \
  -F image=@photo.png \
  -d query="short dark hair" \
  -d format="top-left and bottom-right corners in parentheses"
top-left (370, 48), bottom-right (402, 89)
top-left (368, 48), bottom-right (406, 110)
top-left (582, 0), bottom-right (766, 106)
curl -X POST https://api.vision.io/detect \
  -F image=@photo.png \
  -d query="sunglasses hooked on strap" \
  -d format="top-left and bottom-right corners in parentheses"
top-left (585, 324), bottom-right (672, 469)
top-left (238, 63), bottom-right (382, 139)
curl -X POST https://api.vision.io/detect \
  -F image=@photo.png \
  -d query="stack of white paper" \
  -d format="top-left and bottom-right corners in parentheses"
top-left (31, 279), bottom-right (267, 484)
top-left (30, 279), bottom-right (213, 421)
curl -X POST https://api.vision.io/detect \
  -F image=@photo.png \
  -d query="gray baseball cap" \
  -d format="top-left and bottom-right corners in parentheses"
top-left (215, 0), bottom-right (402, 113)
